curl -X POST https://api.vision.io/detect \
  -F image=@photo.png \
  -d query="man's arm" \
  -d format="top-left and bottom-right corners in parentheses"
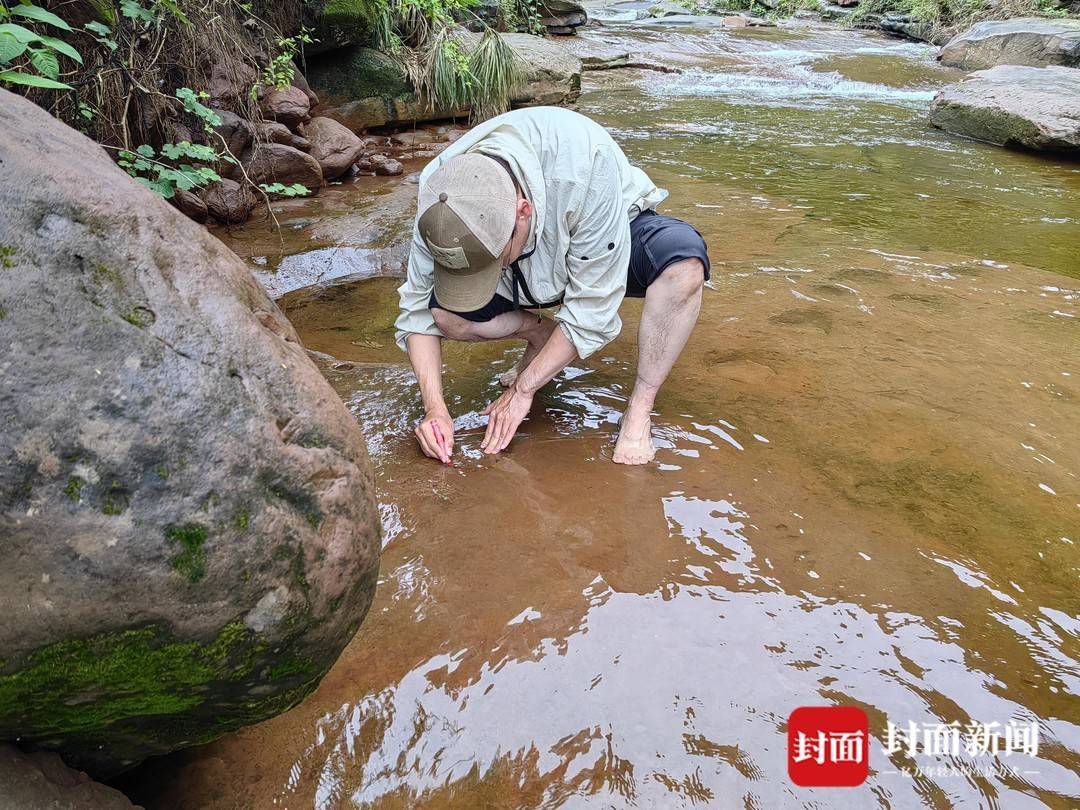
top-left (397, 217), bottom-right (454, 462)
top-left (407, 333), bottom-right (453, 462)
top-left (480, 323), bottom-right (577, 454)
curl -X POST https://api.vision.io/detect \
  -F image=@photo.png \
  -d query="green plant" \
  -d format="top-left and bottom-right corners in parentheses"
top-left (252, 26), bottom-right (314, 99)
top-left (0, 2), bottom-right (82, 90)
top-left (116, 87), bottom-right (235, 199)
top-left (259, 182), bottom-right (312, 196)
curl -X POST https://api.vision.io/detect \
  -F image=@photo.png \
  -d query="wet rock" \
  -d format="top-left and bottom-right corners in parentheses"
top-left (242, 142), bottom-right (324, 190)
top-left (375, 158), bottom-right (404, 176)
top-left (537, 0), bottom-right (588, 34)
top-left (306, 116), bottom-right (366, 180)
top-left (0, 744), bottom-right (139, 809)
top-left (255, 120), bottom-right (294, 145)
top-left (501, 32), bottom-right (582, 106)
top-left (391, 130), bottom-right (436, 147)
top-left (307, 34), bottom-right (581, 129)
top-left (929, 64), bottom-right (1080, 154)
top-left (0, 89), bottom-right (380, 774)
top-left (171, 189), bottom-right (208, 223)
top-left (212, 110), bottom-right (254, 157)
top-left (878, 11), bottom-right (936, 43)
top-left (938, 18), bottom-right (1080, 70)
top-left (202, 178), bottom-right (257, 224)
top-left (259, 85), bottom-right (312, 130)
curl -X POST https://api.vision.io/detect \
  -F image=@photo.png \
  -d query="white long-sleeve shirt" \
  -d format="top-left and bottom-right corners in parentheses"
top-left (394, 106), bottom-right (667, 359)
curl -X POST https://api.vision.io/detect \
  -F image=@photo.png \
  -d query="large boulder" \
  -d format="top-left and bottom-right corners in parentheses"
top-left (201, 177), bottom-right (257, 224)
top-left (0, 743), bottom-right (138, 809)
top-left (241, 141), bottom-right (324, 190)
top-left (938, 18), bottom-right (1080, 69)
top-left (0, 89), bottom-right (380, 774)
top-left (537, 0), bottom-right (587, 34)
top-left (929, 65), bottom-right (1080, 154)
top-left (305, 116), bottom-right (366, 179)
top-left (307, 34), bottom-right (581, 130)
top-left (259, 85), bottom-right (312, 130)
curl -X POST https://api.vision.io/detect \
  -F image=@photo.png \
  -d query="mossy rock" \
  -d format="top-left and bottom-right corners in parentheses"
top-left (0, 88), bottom-right (382, 775)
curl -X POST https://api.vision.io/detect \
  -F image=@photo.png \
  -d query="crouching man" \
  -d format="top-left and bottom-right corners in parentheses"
top-left (394, 106), bottom-right (710, 465)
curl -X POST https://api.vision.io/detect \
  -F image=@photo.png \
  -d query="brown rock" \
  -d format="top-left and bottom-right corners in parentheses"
top-left (290, 134), bottom-right (312, 151)
top-left (0, 88), bottom-right (380, 773)
top-left (207, 59), bottom-right (258, 111)
top-left (375, 158), bottom-right (403, 176)
top-left (211, 110), bottom-right (254, 157)
top-left (259, 85), bottom-right (311, 130)
top-left (171, 188), bottom-right (208, 223)
top-left (391, 130), bottom-right (435, 147)
top-left (242, 142), bottom-right (323, 190)
top-left (305, 116), bottom-right (366, 180)
top-left (290, 63), bottom-right (320, 107)
top-left (202, 177), bottom-right (256, 224)
top-left (0, 744), bottom-right (139, 809)
top-left (255, 120), bottom-right (293, 145)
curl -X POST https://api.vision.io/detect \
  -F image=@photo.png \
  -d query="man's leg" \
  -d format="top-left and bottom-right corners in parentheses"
top-left (432, 306), bottom-right (555, 359)
top-left (613, 258), bottom-right (705, 465)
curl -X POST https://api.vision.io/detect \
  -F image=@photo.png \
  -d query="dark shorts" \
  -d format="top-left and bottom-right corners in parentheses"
top-left (429, 209), bottom-right (710, 322)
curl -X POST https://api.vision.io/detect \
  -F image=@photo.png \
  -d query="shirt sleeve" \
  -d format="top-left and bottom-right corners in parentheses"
top-left (394, 223), bottom-right (444, 352)
top-left (555, 146), bottom-right (630, 360)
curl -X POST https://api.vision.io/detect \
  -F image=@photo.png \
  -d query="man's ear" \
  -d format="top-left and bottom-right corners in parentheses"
top-left (518, 197), bottom-right (532, 220)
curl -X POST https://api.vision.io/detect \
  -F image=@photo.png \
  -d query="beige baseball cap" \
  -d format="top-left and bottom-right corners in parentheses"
top-left (418, 153), bottom-right (518, 312)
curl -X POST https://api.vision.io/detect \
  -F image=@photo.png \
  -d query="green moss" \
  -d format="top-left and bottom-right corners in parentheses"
top-left (234, 508), bottom-right (250, 530)
top-left (305, 511), bottom-right (322, 529)
top-left (120, 306), bottom-right (155, 328)
top-left (0, 246), bottom-right (16, 269)
top-left (154, 464), bottom-right (170, 480)
top-left (0, 621), bottom-right (303, 744)
top-left (64, 477), bottom-right (84, 502)
top-left (102, 482), bottom-right (129, 516)
top-left (165, 523), bottom-right (208, 583)
top-left (268, 655), bottom-right (313, 681)
top-left (0, 304), bottom-right (7, 320)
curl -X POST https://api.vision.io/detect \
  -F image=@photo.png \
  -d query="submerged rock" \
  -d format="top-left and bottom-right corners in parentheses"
top-left (939, 18), bottom-right (1080, 70)
top-left (0, 89), bottom-right (380, 774)
top-left (929, 65), bottom-right (1080, 154)
top-left (0, 743), bottom-right (139, 809)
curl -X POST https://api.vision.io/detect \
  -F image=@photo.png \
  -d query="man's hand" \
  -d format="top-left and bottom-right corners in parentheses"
top-left (480, 385), bottom-right (534, 454)
top-left (415, 408), bottom-right (454, 463)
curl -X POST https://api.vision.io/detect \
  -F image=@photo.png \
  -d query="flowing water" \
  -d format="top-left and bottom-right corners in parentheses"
top-left (133, 18), bottom-right (1080, 810)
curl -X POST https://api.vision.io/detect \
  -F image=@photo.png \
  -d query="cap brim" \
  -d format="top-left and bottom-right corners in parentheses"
top-left (433, 260), bottom-right (503, 313)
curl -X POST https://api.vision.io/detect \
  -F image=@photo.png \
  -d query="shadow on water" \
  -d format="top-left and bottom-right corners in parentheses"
top-left (126, 18), bottom-right (1080, 810)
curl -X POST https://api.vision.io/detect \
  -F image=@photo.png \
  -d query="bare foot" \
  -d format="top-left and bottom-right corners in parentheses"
top-left (613, 418), bottom-right (656, 465)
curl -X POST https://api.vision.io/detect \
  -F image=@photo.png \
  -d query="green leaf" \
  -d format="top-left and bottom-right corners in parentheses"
top-left (136, 143), bottom-right (156, 157)
top-left (38, 34), bottom-right (81, 63)
top-left (0, 31), bottom-right (27, 62)
top-left (9, 4), bottom-right (72, 31)
top-left (29, 47), bottom-right (59, 79)
top-left (119, 0), bottom-right (156, 24)
top-left (0, 22), bottom-right (42, 43)
top-left (84, 20), bottom-right (111, 35)
top-left (154, 0), bottom-right (191, 25)
top-left (0, 68), bottom-right (69, 88)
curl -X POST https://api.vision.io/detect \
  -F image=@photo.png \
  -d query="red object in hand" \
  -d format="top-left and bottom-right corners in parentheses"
top-left (432, 422), bottom-right (453, 465)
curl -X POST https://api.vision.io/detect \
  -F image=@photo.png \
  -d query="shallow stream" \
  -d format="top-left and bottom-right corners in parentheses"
top-left (136, 18), bottom-right (1079, 809)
